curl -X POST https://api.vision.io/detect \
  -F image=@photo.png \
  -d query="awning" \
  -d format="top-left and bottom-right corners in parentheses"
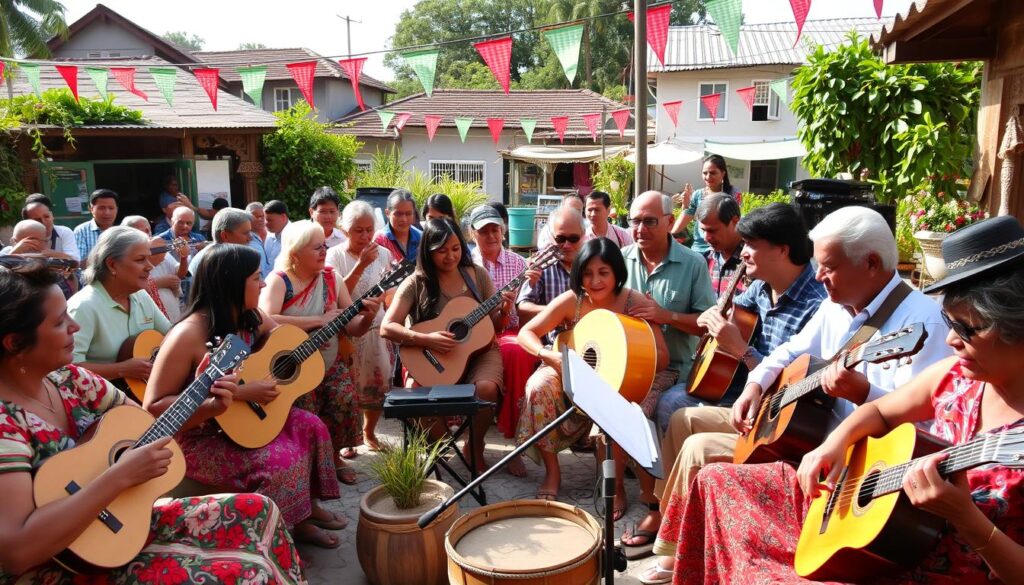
top-left (501, 144), bottom-right (631, 165)
top-left (704, 138), bottom-right (806, 161)
top-left (626, 140), bottom-right (704, 165)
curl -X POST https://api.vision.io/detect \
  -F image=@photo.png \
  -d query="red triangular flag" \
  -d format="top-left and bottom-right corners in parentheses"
top-left (789, 0), bottom-right (811, 46)
top-left (55, 65), bottom-right (79, 102)
top-left (611, 108), bottom-right (630, 138)
top-left (110, 67), bottom-right (148, 101)
top-left (394, 112), bottom-right (412, 132)
top-left (551, 116), bottom-right (569, 143)
top-left (663, 100), bottom-right (682, 127)
top-left (487, 118), bottom-right (505, 145)
top-left (582, 113), bottom-right (602, 142)
top-left (424, 115), bottom-right (442, 142)
top-left (338, 57), bottom-right (368, 111)
top-left (628, 3), bottom-right (672, 67)
top-left (736, 86), bottom-right (756, 112)
top-left (874, 0), bottom-right (883, 19)
top-left (701, 93), bottom-right (722, 125)
top-left (286, 61), bottom-right (317, 109)
top-left (193, 68), bottom-right (220, 110)
top-left (474, 36), bottom-right (513, 94)
top-left (0, 62), bottom-right (5, 81)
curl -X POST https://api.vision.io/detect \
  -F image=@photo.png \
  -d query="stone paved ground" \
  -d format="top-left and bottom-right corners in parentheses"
top-left (303, 417), bottom-right (655, 584)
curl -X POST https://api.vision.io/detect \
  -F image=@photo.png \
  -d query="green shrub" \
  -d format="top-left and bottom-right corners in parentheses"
top-left (740, 189), bottom-right (791, 216)
top-left (367, 432), bottom-right (444, 510)
top-left (592, 155), bottom-right (634, 219)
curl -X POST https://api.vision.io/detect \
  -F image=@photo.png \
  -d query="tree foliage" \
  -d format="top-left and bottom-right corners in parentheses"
top-left (237, 42), bottom-right (267, 50)
top-left (162, 31), bottom-right (204, 52)
top-left (0, 0), bottom-right (67, 59)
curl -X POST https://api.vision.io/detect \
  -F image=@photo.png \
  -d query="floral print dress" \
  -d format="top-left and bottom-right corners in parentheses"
top-left (0, 365), bottom-right (305, 585)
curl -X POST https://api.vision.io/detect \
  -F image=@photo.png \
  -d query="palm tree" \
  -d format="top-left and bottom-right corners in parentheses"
top-left (0, 0), bottom-right (69, 97)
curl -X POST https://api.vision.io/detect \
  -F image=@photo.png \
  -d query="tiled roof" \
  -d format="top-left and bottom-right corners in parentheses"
top-left (194, 48), bottom-right (396, 93)
top-left (332, 89), bottom-right (634, 139)
top-left (651, 17), bottom-right (888, 72)
top-left (7, 57), bottom-right (278, 130)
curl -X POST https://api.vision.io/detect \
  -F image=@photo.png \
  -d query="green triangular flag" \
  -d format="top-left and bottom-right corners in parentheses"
top-left (402, 49), bottom-right (439, 97)
top-left (455, 117), bottom-right (473, 143)
top-left (237, 65), bottom-right (267, 106)
top-left (707, 0), bottom-right (743, 57)
top-left (544, 24), bottom-right (584, 84)
top-left (770, 78), bottom-right (789, 105)
top-left (149, 67), bottom-right (177, 106)
top-left (20, 63), bottom-right (41, 96)
top-left (520, 118), bottom-right (537, 143)
top-left (377, 110), bottom-right (396, 132)
top-left (85, 66), bottom-right (108, 99)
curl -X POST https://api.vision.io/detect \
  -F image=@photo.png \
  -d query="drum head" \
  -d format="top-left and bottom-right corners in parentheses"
top-left (454, 516), bottom-right (594, 571)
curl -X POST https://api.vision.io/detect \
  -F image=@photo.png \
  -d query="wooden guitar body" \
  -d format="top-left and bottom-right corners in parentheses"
top-left (795, 424), bottom-right (949, 580)
top-left (33, 406), bottom-right (186, 571)
top-left (117, 330), bottom-right (164, 402)
top-left (554, 309), bottom-right (657, 404)
top-left (400, 296), bottom-right (496, 387)
top-left (686, 305), bottom-right (758, 401)
top-left (733, 353), bottom-right (834, 465)
top-left (219, 324), bottom-right (326, 448)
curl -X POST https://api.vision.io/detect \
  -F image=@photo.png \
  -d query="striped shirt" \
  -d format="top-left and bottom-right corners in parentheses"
top-left (517, 261), bottom-right (571, 343)
top-left (733, 263), bottom-right (827, 360)
top-left (473, 247), bottom-right (527, 331)
top-left (73, 219), bottom-right (105, 263)
top-left (708, 245), bottom-right (746, 299)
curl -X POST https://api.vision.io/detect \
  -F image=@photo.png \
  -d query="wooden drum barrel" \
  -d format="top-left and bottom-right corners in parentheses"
top-left (446, 500), bottom-right (602, 585)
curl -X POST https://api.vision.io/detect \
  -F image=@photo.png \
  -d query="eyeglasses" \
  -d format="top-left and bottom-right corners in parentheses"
top-left (627, 215), bottom-right (667, 228)
top-left (553, 234), bottom-right (582, 245)
top-left (310, 243), bottom-right (329, 252)
top-left (940, 310), bottom-right (990, 343)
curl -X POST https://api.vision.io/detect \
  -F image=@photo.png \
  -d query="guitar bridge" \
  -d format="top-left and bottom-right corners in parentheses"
top-left (66, 480), bottom-right (123, 533)
top-left (247, 401), bottom-right (268, 420)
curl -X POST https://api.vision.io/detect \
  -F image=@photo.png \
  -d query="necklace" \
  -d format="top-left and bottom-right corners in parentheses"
top-left (27, 380), bottom-right (58, 414)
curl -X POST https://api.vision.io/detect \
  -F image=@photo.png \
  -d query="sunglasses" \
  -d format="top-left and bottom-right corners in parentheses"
top-left (940, 310), bottom-right (989, 343)
top-left (627, 215), bottom-right (667, 228)
top-left (553, 234), bottom-right (582, 244)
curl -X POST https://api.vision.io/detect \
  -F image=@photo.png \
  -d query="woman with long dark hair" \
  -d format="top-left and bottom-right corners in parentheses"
top-left (421, 193), bottom-right (457, 224)
top-left (671, 154), bottom-right (742, 256)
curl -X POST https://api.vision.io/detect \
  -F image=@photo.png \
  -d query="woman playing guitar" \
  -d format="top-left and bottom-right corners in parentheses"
top-left (0, 260), bottom-right (305, 582)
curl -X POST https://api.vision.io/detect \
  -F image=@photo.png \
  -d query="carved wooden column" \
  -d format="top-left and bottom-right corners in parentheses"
top-left (238, 160), bottom-right (263, 204)
top-left (195, 133), bottom-right (263, 204)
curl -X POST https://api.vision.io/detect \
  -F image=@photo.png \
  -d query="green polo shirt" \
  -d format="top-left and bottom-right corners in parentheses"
top-left (67, 282), bottom-right (172, 364)
top-left (622, 238), bottom-right (716, 378)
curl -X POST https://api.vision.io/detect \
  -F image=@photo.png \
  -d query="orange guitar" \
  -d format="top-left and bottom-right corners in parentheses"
top-left (795, 423), bottom-right (1024, 580)
top-left (400, 246), bottom-right (559, 387)
top-left (686, 264), bottom-right (757, 401)
top-left (733, 323), bottom-right (928, 465)
top-left (32, 335), bottom-right (249, 572)
top-left (116, 330), bottom-right (164, 402)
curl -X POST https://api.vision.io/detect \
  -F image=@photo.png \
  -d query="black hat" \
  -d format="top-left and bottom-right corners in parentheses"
top-left (923, 215), bottom-right (1024, 294)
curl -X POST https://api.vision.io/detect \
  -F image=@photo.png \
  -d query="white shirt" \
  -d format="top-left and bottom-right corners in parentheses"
top-left (52, 225), bottom-right (79, 260)
top-left (150, 255), bottom-right (183, 322)
top-left (747, 272), bottom-right (953, 422)
top-left (325, 227), bottom-right (347, 249)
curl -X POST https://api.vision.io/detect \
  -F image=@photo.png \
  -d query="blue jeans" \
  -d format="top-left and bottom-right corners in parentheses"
top-left (654, 380), bottom-right (743, 433)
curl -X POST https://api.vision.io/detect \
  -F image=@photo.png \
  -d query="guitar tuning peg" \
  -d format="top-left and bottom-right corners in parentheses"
top-left (901, 357), bottom-right (913, 366)
top-left (881, 362), bottom-right (892, 370)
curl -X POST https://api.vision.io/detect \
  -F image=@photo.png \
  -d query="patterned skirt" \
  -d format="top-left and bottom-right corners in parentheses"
top-left (295, 352), bottom-right (363, 451)
top-left (496, 330), bottom-right (538, 439)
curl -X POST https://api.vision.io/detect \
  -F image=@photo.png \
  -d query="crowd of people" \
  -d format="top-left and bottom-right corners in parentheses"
top-left (0, 154), bottom-right (1022, 584)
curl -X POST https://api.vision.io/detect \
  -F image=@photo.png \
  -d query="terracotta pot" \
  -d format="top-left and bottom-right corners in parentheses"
top-left (915, 230), bottom-right (949, 281)
top-left (356, 479), bottom-right (456, 585)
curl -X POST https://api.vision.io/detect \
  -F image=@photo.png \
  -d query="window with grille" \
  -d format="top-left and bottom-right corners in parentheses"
top-left (429, 161), bottom-right (485, 185)
top-left (698, 82), bottom-right (729, 121)
top-left (751, 80), bottom-right (781, 122)
top-left (274, 88), bottom-right (297, 111)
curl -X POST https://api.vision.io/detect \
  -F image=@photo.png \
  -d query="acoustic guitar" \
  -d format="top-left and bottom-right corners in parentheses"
top-left (0, 255), bottom-right (79, 275)
top-left (686, 264), bottom-right (757, 401)
top-left (795, 423), bottom-right (1024, 580)
top-left (400, 246), bottom-right (559, 387)
top-left (554, 309), bottom-right (658, 404)
top-left (33, 335), bottom-right (250, 573)
top-left (116, 330), bottom-right (165, 402)
top-left (733, 323), bottom-right (927, 465)
top-left (219, 259), bottom-right (415, 448)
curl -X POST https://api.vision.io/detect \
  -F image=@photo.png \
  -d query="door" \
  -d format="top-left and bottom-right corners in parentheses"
top-left (38, 161), bottom-right (96, 229)
top-left (174, 159), bottom-right (197, 206)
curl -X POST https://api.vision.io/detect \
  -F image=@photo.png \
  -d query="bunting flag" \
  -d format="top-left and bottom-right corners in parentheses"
top-left (770, 78), bottom-right (789, 105)
top-left (149, 67), bottom-right (177, 106)
top-left (394, 112), bottom-right (412, 132)
top-left (474, 36), bottom-right (513, 94)
top-left (85, 66), bottom-right (108, 99)
top-left (707, 0), bottom-right (743, 57)
top-left (0, 61), bottom-right (4, 81)
top-left (424, 114), bottom-right (443, 141)
top-left (611, 108), bottom-right (630, 137)
top-left (487, 117), bottom-right (505, 145)
top-left (520, 118), bottom-right (537, 143)
top-left (789, 0), bottom-right (811, 46)
top-left (377, 110), bottom-right (396, 131)
top-left (338, 57), bottom-right (368, 111)
top-left (874, 0), bottom-right (884, 19)
top-left (238, 65), bottom-right (267, 106)
top-left (582, 112), bottom-right (602, 142)
top-left (20, 63), bottom-right (41, 96)
top-left (402, 49), bottom-right (439, 96)
top-left (551, 116), bottom-right (569, 143)
top-left (286, 61), bottom-right (317, 109)
top-left (110, 67), bottom-right (148, 101)
top-left (628, 3), bottom-right (672, 66)
top-left (193, 68), bottom-right (219, 110)
top-left (700, 93), bottom-right (722, 124)
top-left (454, 117), bottom-right (473, 142)
top-left (544, 24), bottom-right (584, 84)
top-left (55, 65), bottom-right (78, 101)
top-left (663, 100), bottom-right (682, 127)
top-left (736, 86), bottom-right (756, 112)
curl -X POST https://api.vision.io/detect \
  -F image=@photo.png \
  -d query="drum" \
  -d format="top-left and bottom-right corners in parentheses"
top-left (446, 500), bottom-right (602, 585)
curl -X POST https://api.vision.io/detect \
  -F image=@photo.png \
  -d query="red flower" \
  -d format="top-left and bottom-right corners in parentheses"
top-left (214, 524), bottom-right (247, 549)
top-left (135, 557), bottom-right (188, 584)
top-left (955, 216), bottom-right (965, 226)
top-left (273, 539), bottom-right (295, 571)
top-left (233, 493), bottom-right (265, 518)
top-left (206, 561), bottom-right (242, 585)
top-left (946, 223), bottom-right (955, 231)
top-left (157, 499), bottom-right (185, 527)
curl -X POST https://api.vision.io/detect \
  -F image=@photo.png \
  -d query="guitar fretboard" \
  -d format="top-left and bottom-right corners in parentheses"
top-left (773, 348), bottom-right (861, 410)
top-left (462, 249), bottom-right (556, 328)
top-left (134, 366), bottom-right (223, 447)
top-left (869, 433), bottom-right (996, 498)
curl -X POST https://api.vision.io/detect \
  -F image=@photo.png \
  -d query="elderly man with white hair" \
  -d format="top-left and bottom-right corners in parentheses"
top-left (155, 206), bottom-right (206, 264)
top-left (120, 215), bottom-right (152, 235)
top-left (186, 208), bottom-right (254, 277)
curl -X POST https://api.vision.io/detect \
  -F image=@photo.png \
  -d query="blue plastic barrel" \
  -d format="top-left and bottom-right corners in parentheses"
top-left (508, 207), bottom-right (537, 247)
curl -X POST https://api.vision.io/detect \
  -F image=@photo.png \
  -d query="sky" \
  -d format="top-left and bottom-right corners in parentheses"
top-left (60, 0), bottom-right (914, 81)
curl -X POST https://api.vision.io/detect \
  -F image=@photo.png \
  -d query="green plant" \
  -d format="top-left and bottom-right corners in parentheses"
top-left (592, 155), bottom-right (634, 219)
top-left (0, 132), bottom-right (25, 226)
top-left (355, 145), bottom-right (411, 191)
top-left (367, 432), bottom-right (445, 510)
top-left (432, 175), bottom-right (488, 221)
top-left (259, 102), bottom-right (361, 215)
top-left (740, 189), bottom-right (790, 216)
top-left (404, 168), bottom-right (436, 209)
top-left (895, 196), bottom-right (918, 263)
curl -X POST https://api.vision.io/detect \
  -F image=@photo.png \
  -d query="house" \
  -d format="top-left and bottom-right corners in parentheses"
top-left (872, 0), bottom-right (1024, 220)
top-left (194, 48), bottom-right (396, 122)
top-left (648, 18), bottom-right (884, 194)
top-left (333, 89), bottom-right (641, 206)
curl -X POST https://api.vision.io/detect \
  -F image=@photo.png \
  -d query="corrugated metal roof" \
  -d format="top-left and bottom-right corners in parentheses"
top-left (871, 0), bottom-right (987, 46)
top-left (194, 48), bottom-right (396, 93)
top-left (652, 17), bottom-right (889, 72)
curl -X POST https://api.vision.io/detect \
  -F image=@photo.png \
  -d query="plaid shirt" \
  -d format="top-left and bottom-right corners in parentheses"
top-left (733, 263), bottom-right (827, 359)
top-left (517, 261), bottom-right (571, 343)
top-left (707, 245), bottom-right (746, 299)
top-left (73, 219), bottom-right (105, 263)
top-left (473, 247), bottom-right (528, 331)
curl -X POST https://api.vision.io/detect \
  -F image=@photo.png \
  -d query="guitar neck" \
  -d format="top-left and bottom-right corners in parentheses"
top-left (297, 283), bottom-right (381, 360)
top-left (778, 350), bottom-right (861, 408)
top-left (463, 267), bottom-right (531, 327)
top-left (869, 434), bottom-right (997, 498)
top-left (715, 263), bottom-right (747, 316)
top-left (134, 369), bottom-right (220, 446)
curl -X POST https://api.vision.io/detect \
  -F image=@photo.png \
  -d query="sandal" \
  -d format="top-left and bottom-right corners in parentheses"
top-left (638, 560), bottom-right (674, 585)
top-left (621, 502), bottom-right (660, 560)
top-left (535, 489), bottom-right (558, 502)
top-left (336, 463), bottom-right (358, 486)
top-left (294, 523), bottom-right (342, 550)
top-left (612, 492), bottom-right (628, 522)
top-left (340, 447), bottom-right (358, 459)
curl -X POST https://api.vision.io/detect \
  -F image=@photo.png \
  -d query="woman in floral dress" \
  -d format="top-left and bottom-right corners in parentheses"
top-left (0, 260), bottom-right (305, 584)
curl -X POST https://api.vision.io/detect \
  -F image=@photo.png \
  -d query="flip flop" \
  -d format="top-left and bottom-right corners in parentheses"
top-left (308, 509), bottom-right (348, 530)
top-left (294, 524), bottom-right (342, 550)
top-left (340, 447), bottom-right (358, 459)
top-left (535, 489), bottom-right (558, 501)
top-left (336, 464), bottom-right (358, 486)
top-left (620, 525), bottom-right (658, 560)
top-left (638, 561), bottom-right (674, 585)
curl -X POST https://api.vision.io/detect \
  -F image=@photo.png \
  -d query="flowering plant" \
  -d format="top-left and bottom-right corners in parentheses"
top-left (908, 189), bottom-right (986, 234)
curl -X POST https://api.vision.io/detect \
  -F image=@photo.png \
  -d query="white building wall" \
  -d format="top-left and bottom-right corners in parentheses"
top-left (53, 22), bottom-right (153, 58)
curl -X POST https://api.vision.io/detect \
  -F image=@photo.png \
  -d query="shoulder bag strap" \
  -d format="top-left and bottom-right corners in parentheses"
top-left (838, 280), bottom-right (913, 354)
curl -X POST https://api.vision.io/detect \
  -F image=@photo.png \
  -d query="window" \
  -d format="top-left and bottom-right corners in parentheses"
top-left (430, 160), bottom-right (485, 185)
top-left (355, 160), bottom-right (372, 173)
top-left (751, 80), bottom-right (781, 122)
top-left (107, 52), bottom-right (121, 58)
top-left (749, 160), bottom-right (780, 194)
top-left (274, 88), bottom-right (297, 111)
top-left (698, 82), bottom-right (728, 121)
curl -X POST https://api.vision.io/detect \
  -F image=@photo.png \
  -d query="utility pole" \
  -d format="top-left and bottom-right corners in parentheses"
top-left (633, 0), bottom-right (648, 194)
top-left (335, 14), bottom-right (362, 58)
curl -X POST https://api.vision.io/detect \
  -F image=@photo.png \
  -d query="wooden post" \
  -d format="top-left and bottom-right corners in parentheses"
top-left (237, 133), bottom-right (263, 203)
top-left (633, 0), bottom-right (648, 195)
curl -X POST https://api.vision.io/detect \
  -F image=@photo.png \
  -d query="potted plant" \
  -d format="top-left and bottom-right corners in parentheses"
top-left (908, 186), bottom-right (986, 280)
top-left (356, 432), bottom-right (455, 585)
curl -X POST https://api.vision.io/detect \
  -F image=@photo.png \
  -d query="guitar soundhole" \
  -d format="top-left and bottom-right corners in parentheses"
top-left (272, 354), bottom-right (299, 382)
top-left (857, 470), bottom-right (880, 509)
top-left (447, 320), bottom-right (471, 341)
top-left (582, 347), bottom-right (599, 369)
